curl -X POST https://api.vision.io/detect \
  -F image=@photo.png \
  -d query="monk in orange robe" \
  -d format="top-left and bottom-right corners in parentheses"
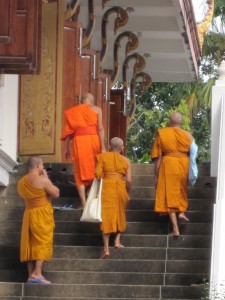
top-left (17, 156), bottom-right (59, 284)
top-left (151, 112), bottom-right (193, 236)
top-left (95, 137), bottom-right (131, 259)
top-left (61, 93), bottom-right (106, 208)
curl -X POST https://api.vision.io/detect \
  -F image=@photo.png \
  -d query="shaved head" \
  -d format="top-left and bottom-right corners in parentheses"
top-left (81, 93), bottom-right (94, 104)
top-left (27, 156), bottom-right (42, 170)
top-left (110, 137), bottom-right (124, 151)
top-left (169, 112), bottom-right (182, 126)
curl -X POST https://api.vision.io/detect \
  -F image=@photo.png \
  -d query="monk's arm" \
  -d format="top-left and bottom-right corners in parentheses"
top-left (154, 156), bottom-right (162, 188)
top-left (125, 159), bottom-right (132, 199)
top-left (97, 109), bottom-right (106, 152)
top-left (41, 170), bottom-right (60, 198)
top-left (43, 179), bottom-right (60, 198)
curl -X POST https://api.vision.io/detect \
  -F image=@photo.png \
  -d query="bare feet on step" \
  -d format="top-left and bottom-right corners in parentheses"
top-left (178, 213), bottom-right (189, 222)
top-left (168, 231), bottom-right (180, 237)
top-left (100, 252), bottom-right (110, 259)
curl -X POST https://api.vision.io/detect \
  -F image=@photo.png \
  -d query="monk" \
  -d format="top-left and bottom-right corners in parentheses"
top-left (17, 156), bottom-right (59, 284)
top-left (95, 137), bottom-right (131, 259)
top-left (151, 112), bottom-right (193, 236)
top-left (61, 93), bottom-right (106, 208)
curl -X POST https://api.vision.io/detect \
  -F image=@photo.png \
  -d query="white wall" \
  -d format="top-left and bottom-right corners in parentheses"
top-left (0, 74), bottom-right (19, 186)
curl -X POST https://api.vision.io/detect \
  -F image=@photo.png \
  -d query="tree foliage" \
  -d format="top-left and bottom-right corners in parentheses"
top-left (126, 0), bottom-right (225, 164)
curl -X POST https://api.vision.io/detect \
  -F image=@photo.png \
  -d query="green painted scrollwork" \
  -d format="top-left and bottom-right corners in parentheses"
top-left (122, 53), bottom-right (146, 88)
top-left (64, 0), bottom-right (80, 21)
top-left (127, 72), bottom-right (152, 126)
top-left (83, 0), bottom-right (95, 48)
top-left (111, 31), bottom-right (139, 86)
top-left (100, 7), bottom-right (128, 66)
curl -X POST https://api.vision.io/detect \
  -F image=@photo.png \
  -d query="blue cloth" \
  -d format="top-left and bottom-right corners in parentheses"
top-left (188, 140), bottom-right (198, 186)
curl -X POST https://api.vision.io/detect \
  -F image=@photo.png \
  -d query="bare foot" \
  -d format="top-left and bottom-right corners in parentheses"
top-left (179, 213), bottom-right (189, 222)
top-left (100, 252), bottom-right (110, 259)
top-left (168, 231), bottom-right (180, 237)
top-left (114, 244), bottom-right (125, 248)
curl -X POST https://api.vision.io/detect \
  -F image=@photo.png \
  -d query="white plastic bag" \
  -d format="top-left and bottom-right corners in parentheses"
top-left (80, 178), bottom-right (102, 222)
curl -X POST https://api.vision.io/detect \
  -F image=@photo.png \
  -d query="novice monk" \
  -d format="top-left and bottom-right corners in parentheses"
top-left (151, 112), bottom-right (193, 236)
top-left (61, 93), bottom-right (106, 209)
top-left (95, 137), bottom-right (131, 259)
top-left (17, 156), bottom-right (59, 284)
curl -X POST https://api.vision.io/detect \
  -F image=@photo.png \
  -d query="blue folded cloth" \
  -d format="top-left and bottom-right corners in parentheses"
top-left (189, 140), bottom-right (198, 186)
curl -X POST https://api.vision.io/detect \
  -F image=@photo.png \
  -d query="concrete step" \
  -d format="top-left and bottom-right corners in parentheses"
top-left (0, 184), bottom-right (216, 200)
top-left (0, 282), bottom-right (202, 299)
top-left (0, 270), bottom-right (210, 288)
top-left (0, 232), bottom-right (212, 248)
top-left (0, 207), bottom-right (213, 224)
top-left (0, 197), bottom-right (214, 213)
top-left (0, 269), bottom-right (209, 287)
top-left (0, 219), bottom-right (212, 236)
top-left (0, 246), bottom-right (211, 273)
top-left (9, 171), bottom-right (216, 190)
top-left (13, 162), bottom-right (211, 176)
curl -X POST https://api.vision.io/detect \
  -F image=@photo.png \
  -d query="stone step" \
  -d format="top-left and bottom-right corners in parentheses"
top-left (0, 298), bottom-right (197, 300)
top-left (0, 249), bottom-right (165, 266)
top-left (0, 219), bottom-right (212, 236)
top-left (0, 197), bottom-right (214, 212)
top-left (13, 162), bottom-right (211, 176)
top-left (0, 245), bottom-right (210, 260)
top-left (0, 270), bottom-right (209, 287)
top-left (9, 171), bottom-right (216, 189)
top-left (0, 298), bottom-right (201, 300)
top-left (0, 184), bottom-right (216, 199)
top-left (0, 282), bottom-right (202, 299)
top-left (0, 232), bottom-right (212, 248)
top-left (0, 208), bottom-right (213, 223)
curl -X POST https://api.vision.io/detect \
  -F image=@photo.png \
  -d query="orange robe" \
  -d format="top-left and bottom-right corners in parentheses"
top-left (151, 127), bottom-right (192, 213)
top-left (61, 104), bottom-right (101, 187)
top-left (95, 152), bottom-right (129, 234)
top-left (17, 176), bottom-right (54, 262)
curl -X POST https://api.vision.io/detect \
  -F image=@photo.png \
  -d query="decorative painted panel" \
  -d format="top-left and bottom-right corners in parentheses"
top-left (19, 2), bottom-right (58, 155)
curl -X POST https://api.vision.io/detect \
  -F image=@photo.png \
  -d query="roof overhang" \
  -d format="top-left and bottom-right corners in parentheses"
top-left (78, 0), bottom-right (201, 83)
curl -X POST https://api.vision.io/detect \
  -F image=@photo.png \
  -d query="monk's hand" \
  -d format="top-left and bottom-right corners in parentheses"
top-left (65, 150), bottom-right (70, 160)
top-left (42, 169), bottom-right (49, 179)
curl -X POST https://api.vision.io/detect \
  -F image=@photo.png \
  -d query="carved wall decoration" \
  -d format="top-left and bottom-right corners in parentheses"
top-left (110, 31), bottom-right (139, 86)
top-left (122, 53), bottom-right (146, 88)
top-left (82, 0), bottom-right (95, 48)
top-left (102, 0), bottom-right (111, 9)
top-left (100, 7), bottom-right (128, 66)
top-left (127, 72), bottom-right (152, 127)
top-left (19, 4), bottom-right (58, 155)
top-left (64, 0), bottom-right (80, 21)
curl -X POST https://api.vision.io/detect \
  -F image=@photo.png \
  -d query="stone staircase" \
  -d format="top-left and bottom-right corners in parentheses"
top-left (0, 163), bottom-right (215, 299)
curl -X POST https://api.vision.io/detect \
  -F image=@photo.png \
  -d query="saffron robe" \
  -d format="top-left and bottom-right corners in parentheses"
top-left (95, 152), bottom-right (129, 234)
top-left (61, 104), bottom-right (101, 187)
top-left (151, 127), bottom-right (192, 213)
top-left (17, 176), bottom-right (54, 262)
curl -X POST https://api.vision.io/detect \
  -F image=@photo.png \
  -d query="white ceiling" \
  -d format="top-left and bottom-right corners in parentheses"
top-left (77, 0), bottom-right (200, 83)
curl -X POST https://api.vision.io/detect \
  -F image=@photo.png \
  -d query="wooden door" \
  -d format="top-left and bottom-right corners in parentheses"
top-left (109, 89), bottom-right (127, 150)
top-left (0, 0), bottom-right (42, 74)
top-left (96, 73), bottom-right (110, 149)
top-left (80, 49), bottom-right (97, 96)
top-left (61, 21), bottom-right (82, 161)
top-left (62, 21), bottom-right (82, 111)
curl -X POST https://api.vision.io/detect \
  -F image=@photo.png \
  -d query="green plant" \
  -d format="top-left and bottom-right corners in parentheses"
top-left (201, 282), bottom-right (225, 300)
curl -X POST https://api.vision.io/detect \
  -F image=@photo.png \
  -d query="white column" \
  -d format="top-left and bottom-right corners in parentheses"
top-left (210, 60), bottom-right (225, 297)
top-left (0, 75), bottom-right (19, 186)
top-left (211, 60), bottom-right (225, 177)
